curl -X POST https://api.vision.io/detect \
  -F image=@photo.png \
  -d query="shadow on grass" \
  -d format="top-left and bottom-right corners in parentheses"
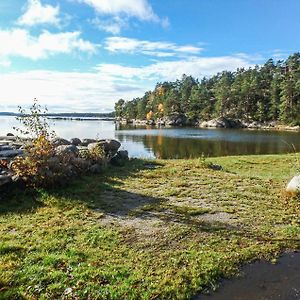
top-left (0, 185), bottom-right (44, 215)
top-left (1, 158), bottom-right (239, 235)
top-left (0, 159), bottom-right (164, 215)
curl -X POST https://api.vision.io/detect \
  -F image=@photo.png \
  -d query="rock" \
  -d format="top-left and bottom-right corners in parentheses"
top-left (200, 117), bottom-right (243, 129)
top-left (110, 151), bottom-right (128, 166)
top-left (89, 164), bottom-right (102, 174)
top-left (81, 139), bottom-right (97, 146)
top-left (71, 157), bottom-right (90, 171)
top-left (6, 133), bottom-right (14, 136)
top-left (117, 150), bottom-right (129, 160)
top-left (0, 175), bottom-right (12, 186)
top-left (247, 121), bottom-right (261, 129)
top-left (110, 156), bottom-right (124, 166)
top-left (47, 157), bottom-right (60, 167)
top-left (165, 113), bottom-right (187, 126)
top-left (52, 138), bottom-right (71, 146)
top-left (0, 149), bottom-right (23, 158)
top-left (55, 145), bottom-right (79, 155)
top-left (208, 163), bottom-right (223, 171)
top-left (286, 175), bottom-right (300, 194)
top-left (0, 136), bottom-right (16, 141)
top-left (147, 119), bottom-right (155, 125)
top-left (70, 138), bottom-right (81, 146)
top-left (87, 140), bottom-right (121, 153)
top-left (0, 140), bottom-right (15, 145)
top-left (103, 139), bottom-right (121, 152)
top-left (0, 145), bottom-right (15, 151)
top-left (11, 143), bottom-right (24, 149)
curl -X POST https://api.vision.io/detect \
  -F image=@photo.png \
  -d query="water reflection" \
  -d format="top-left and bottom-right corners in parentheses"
top-left (115, 126), bottom-right (299, 158)
top-left (1, 116), bottom-right (300, 158)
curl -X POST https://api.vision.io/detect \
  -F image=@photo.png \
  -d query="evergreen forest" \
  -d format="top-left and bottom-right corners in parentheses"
top-left (115, 53), bottom-right (300, 125)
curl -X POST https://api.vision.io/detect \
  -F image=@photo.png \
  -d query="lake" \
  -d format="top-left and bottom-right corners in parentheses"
top-left (1, 116), bottom-right (300, 158)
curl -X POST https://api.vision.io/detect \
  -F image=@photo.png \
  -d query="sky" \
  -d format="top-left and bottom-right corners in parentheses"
top-left (0, 0), bottom-right (299, 113)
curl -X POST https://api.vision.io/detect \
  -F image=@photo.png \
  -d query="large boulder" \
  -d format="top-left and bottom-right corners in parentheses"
top-left (110, 150), bottom-right (129, 166)
top-left (0, 149), bottom-right (23, 158)
top-left (55, 145), bottom-right (79, 155)
top-left (52, 138), bottom-right (71, 146)
top-left (286, 175), bottom-right (300, 194)
top-left (200, 117), bottom-right (243, 129)
top-left (70, 138), bottom-right (81, 146)
top-left (81, 139), bottom-right (97, 146)
top-left (88, 140), bottom-right (121, 153)
top-left (117, 150), bottom-right (129, 160)
top-left (103, 139), bottom-right (121, 152)
top-left (0, 145), bottom-right (15, 151)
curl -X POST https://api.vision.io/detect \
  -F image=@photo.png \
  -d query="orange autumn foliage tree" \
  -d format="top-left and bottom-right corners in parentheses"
top-left (146, 110), bottom-right (154, 120)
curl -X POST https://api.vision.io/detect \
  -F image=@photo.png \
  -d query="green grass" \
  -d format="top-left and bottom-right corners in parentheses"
top-left (1, 153), bottom-right (300, 299)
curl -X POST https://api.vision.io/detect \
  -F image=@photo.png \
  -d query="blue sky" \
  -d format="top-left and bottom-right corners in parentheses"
top-left (0, 0), bottom-right (299, 112)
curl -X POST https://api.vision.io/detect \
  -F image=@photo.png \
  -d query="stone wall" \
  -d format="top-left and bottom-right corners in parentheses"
top-left (0, 135), bottom-right (128, 188)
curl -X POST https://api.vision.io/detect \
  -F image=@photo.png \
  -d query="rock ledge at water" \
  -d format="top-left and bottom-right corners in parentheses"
top-left (118, 116), bottom-right (300, 131)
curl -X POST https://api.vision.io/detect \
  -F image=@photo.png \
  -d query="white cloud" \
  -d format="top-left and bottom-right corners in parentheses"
top-left (105, 37), bottom-right (203, 57)
top-left (80, 0), bottom-right (167, 32)
top-left (80, 0), bottom-right (159, 21)
top-left (0, 59), bottom-right (11, 68)
top-left (0, 28), bottom-right (97, 62)
top-left (0, 54), bottom-right (254, 112)
top-left (18, 0), bottom-right (60, 27)
top-left (96, 55), bottom-right (254, 81)
top-left (0, 70), bottom-right (146, 112)
top-left (91, 16), bottom-right (127, 35)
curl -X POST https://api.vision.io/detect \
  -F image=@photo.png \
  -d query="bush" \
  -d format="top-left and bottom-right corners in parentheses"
top-left (10, 100), bottom-right (109, 187)
top-left (11, 100), bottom-right (71, 187)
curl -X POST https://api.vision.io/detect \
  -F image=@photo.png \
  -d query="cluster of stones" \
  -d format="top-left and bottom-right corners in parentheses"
top-left (0, 134), bottom-right (24, 187)
top-left (0, 134), bottom-right (128, 188)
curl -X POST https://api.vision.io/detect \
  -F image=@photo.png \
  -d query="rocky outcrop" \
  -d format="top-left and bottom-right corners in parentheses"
top-left (199, 117), bottom-right (244, 129)
top-left (164, 113), bottom-right (187, 126)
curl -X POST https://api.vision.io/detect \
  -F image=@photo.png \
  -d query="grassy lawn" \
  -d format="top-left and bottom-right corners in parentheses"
top-left (1, 153), bottom-right (300, 299)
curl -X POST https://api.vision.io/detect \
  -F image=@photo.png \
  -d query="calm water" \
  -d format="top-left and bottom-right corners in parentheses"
top-left (1, 116), bottom-right (300, 158)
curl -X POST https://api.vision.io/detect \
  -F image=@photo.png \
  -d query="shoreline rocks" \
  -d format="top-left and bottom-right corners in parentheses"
top-left (0, 134), bottom-right (128, 188)
top-left (118, 117), bottom-right (300, 131)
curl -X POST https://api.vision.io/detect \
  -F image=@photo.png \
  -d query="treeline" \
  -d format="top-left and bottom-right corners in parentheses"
top-left (115, 53), bottom-right (300, 125)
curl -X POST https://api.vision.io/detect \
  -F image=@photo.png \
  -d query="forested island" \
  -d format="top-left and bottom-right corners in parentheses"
top-left (115, 53), bottom-right (300, 127)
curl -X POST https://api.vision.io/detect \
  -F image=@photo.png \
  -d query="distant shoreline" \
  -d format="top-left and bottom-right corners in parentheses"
top-left (47, 117), bottom-right (115, 121)
top-left (0, 112), bottom-right (115, 119)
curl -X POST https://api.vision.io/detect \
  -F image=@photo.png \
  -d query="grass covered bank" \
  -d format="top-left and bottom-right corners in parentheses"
top-left (1, 154), bottom-right (300, 299)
